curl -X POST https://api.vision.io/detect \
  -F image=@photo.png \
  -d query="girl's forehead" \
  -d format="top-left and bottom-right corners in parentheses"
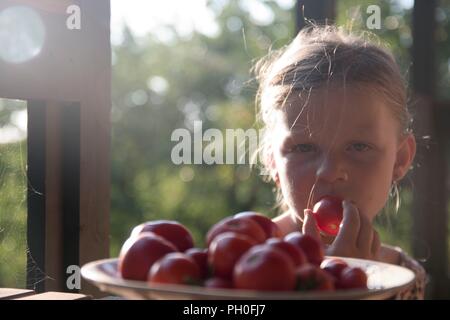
top-left (277, 87), bottom-right (389, 134)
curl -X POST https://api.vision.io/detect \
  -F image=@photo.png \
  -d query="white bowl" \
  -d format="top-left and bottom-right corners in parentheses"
top-left (81, 256), bottom-right (415, 300)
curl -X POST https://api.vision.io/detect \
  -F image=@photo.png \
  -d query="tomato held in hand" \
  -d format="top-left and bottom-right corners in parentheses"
top-left (284, 232), bottom-right (324, 266)
top-left (312, 196), bottom-right (343, 236)
top-left (206, 216), bottom-right (266, 246)
top-left (296, 264), bottom-right (335, 291)
top-left (234, 211), bottom-right (282, 238)
top-left (336, 267), bottom-right (368, 290)
top-left (208, 232), bottom-right (257, 279)
top-left (118, 232), bottom-right (177, 281)
top-left (233, 245), bottom-right (297, 291)
top-left (148, 252), bottom-right (201, 285)
top-left (130, 220), bottom-right (194, 252)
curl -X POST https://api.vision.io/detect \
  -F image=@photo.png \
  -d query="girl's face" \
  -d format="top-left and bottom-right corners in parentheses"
top-left (271, 86), bottom-right (413, 222)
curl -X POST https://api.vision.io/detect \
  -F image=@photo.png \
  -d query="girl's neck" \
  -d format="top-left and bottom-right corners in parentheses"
top-left (272, 210), bottom-right (298, 236)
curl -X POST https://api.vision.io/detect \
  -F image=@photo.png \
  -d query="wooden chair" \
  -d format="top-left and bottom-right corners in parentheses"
top-left (0, 0), bottom-right (111, 297)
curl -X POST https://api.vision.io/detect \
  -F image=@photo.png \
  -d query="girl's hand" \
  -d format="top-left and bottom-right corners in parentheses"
top-left (302, 200), bottom-right (381, 261)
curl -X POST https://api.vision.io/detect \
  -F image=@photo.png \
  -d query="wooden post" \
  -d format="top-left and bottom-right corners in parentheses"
top-left (26, 100), bottom-right (47, 293)
top-left (77, 0), bottom-right (111, 296)
top-left (0, 0), bottom-right (110, 297)
top-left (411, 0), bottom-right (449, 299)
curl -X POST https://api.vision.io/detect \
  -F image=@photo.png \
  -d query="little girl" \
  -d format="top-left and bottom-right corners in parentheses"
top-left (254, 25), bottom-right (426, 299)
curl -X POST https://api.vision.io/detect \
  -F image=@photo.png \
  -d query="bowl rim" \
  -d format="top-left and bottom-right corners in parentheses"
top-left (81, 256), bottom-right (416, 300)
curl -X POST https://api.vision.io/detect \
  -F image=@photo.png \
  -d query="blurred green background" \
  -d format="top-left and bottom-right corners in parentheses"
top-left (1, 0), bottom-right (449, 290)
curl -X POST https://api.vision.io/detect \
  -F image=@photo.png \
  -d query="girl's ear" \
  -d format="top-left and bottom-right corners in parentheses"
top-left (393, 133), bottom-right (417, 182)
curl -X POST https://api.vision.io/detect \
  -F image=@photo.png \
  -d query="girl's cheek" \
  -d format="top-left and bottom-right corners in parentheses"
top-left (284, 157), bottom-right (315, 178)
top-left (283, 162), bottom-right (316, 195)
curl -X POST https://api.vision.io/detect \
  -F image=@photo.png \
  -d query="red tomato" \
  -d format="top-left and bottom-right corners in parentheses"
top-left (118, 232), bottom-right (177, 281)
top-left (336, 267), bottom-right (368, 290)
top-left (320, 258), bottom-right (349, 279)
top-left (131, 220), bottom-right (194, 252)
top-left (208, 232), bottom-right (257, 279)
top-left (265, 238), bottom-right (307, 267)
top-left (206, 216), bottom-right (266, 246)
top-left (204, 277), bottom-right (233, 289)
top-left (284, 232), bottom-right (324, 266)
top-left (296, 264), bottom-right (335, 291)
top-left (312, 196), bottom-right (343, 236)
top-left (148, 252), bottom-right (201, 285)
top-left (233, 245), bottom-right (297, 291)
top-left (185, 248), bottom-right (209, 279)
top-left (234, 211), bottom-right (282, 238)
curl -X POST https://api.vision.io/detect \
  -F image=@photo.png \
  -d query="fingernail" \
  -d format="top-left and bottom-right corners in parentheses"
top-left (342, 200), bottom-right (355, 207)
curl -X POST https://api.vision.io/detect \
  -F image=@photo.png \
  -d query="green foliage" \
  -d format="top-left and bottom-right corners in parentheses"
top-left (110, 0), bottom-right (296, 256)
top-left (374, 186), bottom-right (413, 254)
top-left (0, 141), bottom-right (27, 288)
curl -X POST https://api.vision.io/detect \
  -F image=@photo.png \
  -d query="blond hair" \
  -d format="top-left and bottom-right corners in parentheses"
top-left (252, 25), bottom-right (412, 213)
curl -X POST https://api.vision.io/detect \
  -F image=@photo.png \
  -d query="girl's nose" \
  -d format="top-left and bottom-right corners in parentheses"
top-left (316, 153), bottom-right (348, 183)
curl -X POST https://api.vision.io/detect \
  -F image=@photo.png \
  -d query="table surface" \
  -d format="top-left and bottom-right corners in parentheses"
top-left (0, 288), bottom-right (92, 300)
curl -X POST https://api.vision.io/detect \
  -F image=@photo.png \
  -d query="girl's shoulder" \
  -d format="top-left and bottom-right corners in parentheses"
top-left (381, 244), bottom-right (427, 300)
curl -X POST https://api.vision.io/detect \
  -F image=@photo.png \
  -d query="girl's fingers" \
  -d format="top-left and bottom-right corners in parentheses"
top-left (328, 201), bottom-right (381, 261)
top-left (333, 200), bottom-right (360, 247)
top-left (371, 230), bottom-right (381, 259)
top-left (356, 212), bottom-right (374, 256)
top-left (302, 209), bottom-right (321, 242)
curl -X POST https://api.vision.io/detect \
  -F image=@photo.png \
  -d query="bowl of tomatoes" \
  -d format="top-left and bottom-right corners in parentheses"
top-left (81, 213), bottom-right (415, 300)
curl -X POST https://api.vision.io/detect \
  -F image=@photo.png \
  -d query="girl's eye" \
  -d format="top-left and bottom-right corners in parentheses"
top-left (349, 143), bottom-right (371, 152)
top-left (291, 144), bottom-right (316, 153)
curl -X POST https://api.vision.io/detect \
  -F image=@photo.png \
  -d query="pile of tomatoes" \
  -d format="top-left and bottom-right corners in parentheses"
top-left (118, 211), bottom-right (367, 292)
